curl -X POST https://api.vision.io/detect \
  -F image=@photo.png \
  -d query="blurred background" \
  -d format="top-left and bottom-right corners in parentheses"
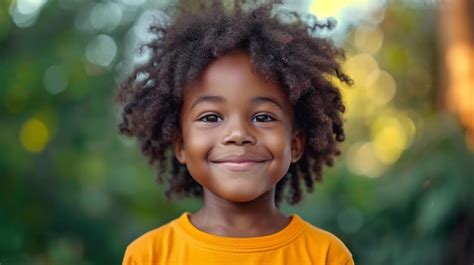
top-left (0, 0), bottom-right (473, 264)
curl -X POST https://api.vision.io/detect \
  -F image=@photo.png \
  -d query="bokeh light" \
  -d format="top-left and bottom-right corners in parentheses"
top-left (16, 0), bottom-right (47, 14)
top-left (43, 65), bottom-right (69, 95)
top-left (346, 142), bottom-right (385, 177)
top-left (9, 0), bottom-right (48, 27)
top-left (19, 118), bottom-right (49, 153)
top-left (309, 0), bottom-right (378, 18)
top-left (371, 114), bottom-right (412, 164)
top-left (89, 2), bottom-right (122, 32)
top-left (354, 25), bottom-right (384, 54)
top-left (365, 70), bottom-right (396, 105)
top-left (85, 34), bottom-right (117, 67)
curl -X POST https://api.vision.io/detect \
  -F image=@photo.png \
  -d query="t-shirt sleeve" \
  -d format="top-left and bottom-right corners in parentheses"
top-left (344, 257), bottom-right (355, 265)
top-left (326, 235), bottom-right (354, 265)
top-left (122, 246), bottom-right (137, 265)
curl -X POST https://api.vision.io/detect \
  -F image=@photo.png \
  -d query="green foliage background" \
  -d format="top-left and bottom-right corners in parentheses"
top-left (0, 0), bottom-right (472, 264)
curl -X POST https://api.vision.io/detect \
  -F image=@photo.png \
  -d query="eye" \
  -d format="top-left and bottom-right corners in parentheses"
top-left (198, 114), bottom-right (222, 123)
top-left (252, 114), bottom-right (275, 123)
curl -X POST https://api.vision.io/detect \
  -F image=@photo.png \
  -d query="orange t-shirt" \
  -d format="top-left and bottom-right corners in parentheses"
top-left (122, 212), bottom-right (354, 265)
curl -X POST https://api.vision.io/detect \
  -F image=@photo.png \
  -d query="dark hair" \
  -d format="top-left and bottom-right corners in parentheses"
top-left (115, 0), bottom-right (352, 206)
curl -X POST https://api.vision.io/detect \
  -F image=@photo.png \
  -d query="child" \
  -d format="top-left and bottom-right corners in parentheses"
top-left (116, 1), bottom-right (354, 264)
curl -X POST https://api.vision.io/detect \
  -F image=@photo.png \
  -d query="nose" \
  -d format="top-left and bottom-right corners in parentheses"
top-left (221, 116), bottom-right (256, 146)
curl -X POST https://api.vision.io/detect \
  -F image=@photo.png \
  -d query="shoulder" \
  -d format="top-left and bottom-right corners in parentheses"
top-left (126, 221), bottom-right (175, 250)
top-left (298, 217), bottom-right (354, 265)
top-left (122, 217), bottom-right (179, 265)
top-left (303, 222), bottom-right (350, 251)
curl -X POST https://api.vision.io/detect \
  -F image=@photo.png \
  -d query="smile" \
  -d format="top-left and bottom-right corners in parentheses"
top-left (211, 161), bottom-right (267, 171)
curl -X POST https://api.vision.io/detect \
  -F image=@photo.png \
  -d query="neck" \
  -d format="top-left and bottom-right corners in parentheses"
top-left (189, 189), bottom-right (290, 237)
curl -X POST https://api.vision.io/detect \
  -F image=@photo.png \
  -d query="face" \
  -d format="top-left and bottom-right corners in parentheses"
top-left (174, 52), bottom-right (304, 203)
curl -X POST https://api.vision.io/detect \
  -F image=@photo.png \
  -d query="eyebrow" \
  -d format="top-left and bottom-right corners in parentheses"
top-left (190, 96), bottom-right (225, 110)
top-left (189, 95), bottom-right (285, 111)
top-left (251, 96), bottom-right (285, 111)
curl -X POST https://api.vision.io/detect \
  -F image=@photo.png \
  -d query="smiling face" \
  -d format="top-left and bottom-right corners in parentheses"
top-left (174, 52), bottom-right (304, 203)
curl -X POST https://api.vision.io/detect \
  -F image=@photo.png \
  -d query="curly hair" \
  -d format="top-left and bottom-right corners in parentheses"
top-left (115, 0), bottom-right (352, 206)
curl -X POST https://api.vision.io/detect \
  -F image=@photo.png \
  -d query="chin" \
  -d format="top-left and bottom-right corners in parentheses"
top-left (219, 191), bottom-right (263, 203)
top-left (232, 196), bottom-right (260, 203)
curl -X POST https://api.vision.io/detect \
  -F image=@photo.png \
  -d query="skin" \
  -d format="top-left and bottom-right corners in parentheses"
top-left (173, 52), bottom-right (305, 237)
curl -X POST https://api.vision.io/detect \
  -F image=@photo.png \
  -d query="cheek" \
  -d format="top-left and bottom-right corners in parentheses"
top-left (185, 134), bottom-right (211, 157)
top-left (183, 126), bottom-right (217, 153)
top-left (261, 128), bottom-right (293, 179)
top-left (181, 133), bottom-right (211, 186)
top-left (182, 128), bottom-right (217, 179)
top-left (262, 128), bottom-right (293, 158)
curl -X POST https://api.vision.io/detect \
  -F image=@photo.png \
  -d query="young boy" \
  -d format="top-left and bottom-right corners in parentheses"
top-left (116, 1), bottom-right (354, 264)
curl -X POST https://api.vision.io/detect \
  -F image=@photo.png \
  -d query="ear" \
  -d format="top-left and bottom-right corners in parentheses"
top-left (290, 129), bottom-right (305, 163)
top-left (173, 134), bottom-right (186, 164)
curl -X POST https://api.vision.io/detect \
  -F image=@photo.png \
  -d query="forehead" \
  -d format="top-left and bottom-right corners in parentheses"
top-left (183, 52), bottom-right (291, 109)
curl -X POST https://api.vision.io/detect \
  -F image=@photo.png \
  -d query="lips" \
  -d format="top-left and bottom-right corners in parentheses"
top-left (210, 154), bottom-right (270, 172)
top-left (211, 154), bottom-right (269, 163)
